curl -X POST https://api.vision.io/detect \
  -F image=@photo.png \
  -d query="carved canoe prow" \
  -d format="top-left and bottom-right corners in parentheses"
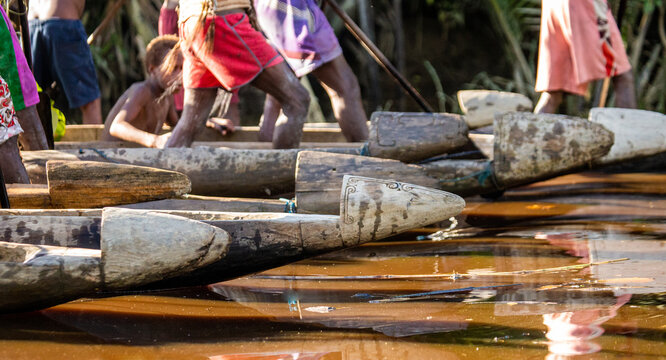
top-left (0, 208), bottom-right (229, 313)
top-left (339, 175), bottom-right (465, 245)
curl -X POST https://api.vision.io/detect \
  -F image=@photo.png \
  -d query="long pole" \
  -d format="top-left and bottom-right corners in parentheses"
top-left (323, 0), bottom-right (435, 112)
top-left (598, 0), bottom-right (628, 108)
top-left (87, 0), bottom-right (128, 45)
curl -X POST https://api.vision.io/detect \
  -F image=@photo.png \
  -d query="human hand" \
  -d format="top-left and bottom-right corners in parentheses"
top-left (153, 132), bottom-right (172, 148)
top-left (206, 117), bottom-right (236, 136)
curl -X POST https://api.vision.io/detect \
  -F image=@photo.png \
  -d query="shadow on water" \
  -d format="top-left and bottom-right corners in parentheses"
top-left (1, 171), bottom-right (665, 359)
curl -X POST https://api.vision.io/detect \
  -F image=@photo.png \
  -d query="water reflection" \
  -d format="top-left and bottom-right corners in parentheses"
top-left (0, 172), bottom-right (664, 359)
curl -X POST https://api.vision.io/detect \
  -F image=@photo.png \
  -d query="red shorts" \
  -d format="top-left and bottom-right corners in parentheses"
top-left (180, 13), bottom-right (283, 90)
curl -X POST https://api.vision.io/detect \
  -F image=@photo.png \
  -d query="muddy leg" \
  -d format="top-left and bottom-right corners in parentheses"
top-left (80, 98), bottom-right (103, 125)
top-left (252, 62), bottom-right (309, 149)
top-left (166, 87), bottom-right (218, 147)
top-left (612, 70), bottom-right (636, 109)
top-left (257, 93), bottom-right (281, 142)
top-left (312, 55), bottom-right (369, 142)
top-left (0, 135), bottom-right (30, 184)
top-left (534, 91), bottom-right (564, 114)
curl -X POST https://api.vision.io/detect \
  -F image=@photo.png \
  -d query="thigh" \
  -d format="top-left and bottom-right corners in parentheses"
top-left (311, 55), bottom-right (357, 94)
top-left (251, 61), bottom-right (305, 105)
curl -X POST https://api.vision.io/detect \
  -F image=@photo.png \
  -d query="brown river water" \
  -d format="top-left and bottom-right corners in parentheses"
top-left (1, 171), bottom-right (665, 359)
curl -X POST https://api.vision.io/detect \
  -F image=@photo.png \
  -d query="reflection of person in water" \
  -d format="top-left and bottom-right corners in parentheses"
top-left (534, 227), bottom-right (663, 358)
top-left (543, 294), bottom-right (631, 358)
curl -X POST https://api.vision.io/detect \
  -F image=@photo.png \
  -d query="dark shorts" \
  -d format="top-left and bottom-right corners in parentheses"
top-left (29, 19), bottom-right (100, 109)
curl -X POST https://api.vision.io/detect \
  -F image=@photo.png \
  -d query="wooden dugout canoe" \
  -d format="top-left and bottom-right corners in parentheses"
top-left (52, 111), bottom-right (468, 162)
top-left (6, 160), bottom-right (191, 209)
top-left (0, 208), bottom-right (230, 313)
top-left (295, 112), bottom-right (614, 214)
top-left (1, 175), bottom-right (465, 294)
top-left (23, 113), bottom-right (468, 196)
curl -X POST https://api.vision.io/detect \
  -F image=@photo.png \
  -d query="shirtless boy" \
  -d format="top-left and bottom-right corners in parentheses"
top-left (165, 0), bottom-right (310, 149)
top-left (102, 35), bottom-right (182, 148)
top-left (29, 0), bottom-right (103, 124)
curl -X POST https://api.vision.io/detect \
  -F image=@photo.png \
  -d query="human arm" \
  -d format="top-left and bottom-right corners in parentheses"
top-left (108, 87), bottom-right (164, 148)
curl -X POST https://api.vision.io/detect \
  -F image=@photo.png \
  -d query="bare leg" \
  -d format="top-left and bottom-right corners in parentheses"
top-left (312, 55), bottom-right (369, 141)
top-left (534, 91), bottom-right (564, 114)
top-left (16, 105), bottom-right (49, 150)
top-left (257, 93), bottom-right (281, 142)
top-left (166, 87), bottom-right (217, 147)
top-left (80, 98), bottom-right (103, 125)
top-left (0, 135), bottom-right (30, 184)
top-left (252, 62), bottom-right (309, 149)
top-left (612, 70), bottom-right (636, 109)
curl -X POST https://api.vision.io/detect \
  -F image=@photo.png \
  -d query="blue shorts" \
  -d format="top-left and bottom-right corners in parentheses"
top-left (29, 19), bottom-right (100, 109)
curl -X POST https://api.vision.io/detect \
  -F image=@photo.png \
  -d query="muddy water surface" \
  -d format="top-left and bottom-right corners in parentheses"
top-left (1, 171), bottom-right (665, 359)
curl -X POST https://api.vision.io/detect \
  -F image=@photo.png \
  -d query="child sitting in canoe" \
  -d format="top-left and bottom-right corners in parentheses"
top-left (101, 35), bottom-right (236, 147)
top-left (102, 35), bottom-right (182, 147)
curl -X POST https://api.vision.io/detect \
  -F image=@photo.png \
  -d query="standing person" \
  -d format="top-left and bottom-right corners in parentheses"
top-left (534, 0), bottom-right (636, 113)
top-left (158, 0), bottom-right (239, 133)
top-left (253, 0), bottom-right (369, 142)
top-left (165, 0), bottom-right (310, 149)
top-left (0, 74), bottom-right (31, 184)
top-left (28, 0), bottom-right (103, 124)
top-left (0, 6), bottom-right (49, 150)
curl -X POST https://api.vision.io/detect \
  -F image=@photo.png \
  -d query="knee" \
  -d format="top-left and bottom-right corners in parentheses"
top-left (332, 74), bottom-right (362, 101)
top-left (282, 84), bottom-right (310, 117)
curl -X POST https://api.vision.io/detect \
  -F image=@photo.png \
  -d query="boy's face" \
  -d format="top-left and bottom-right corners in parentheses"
top-left (157, 54), bottom-right (184, 90)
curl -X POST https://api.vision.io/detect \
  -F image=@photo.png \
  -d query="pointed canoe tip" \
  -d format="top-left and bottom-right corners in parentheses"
top-left (589, 108), bottom-right (666, 164)
top-left (493, 112), bottom-right (615, 185)
top-left (339, 175), bottom-right (465, 245)
top-left (100, 208), bottom-right (230, 289)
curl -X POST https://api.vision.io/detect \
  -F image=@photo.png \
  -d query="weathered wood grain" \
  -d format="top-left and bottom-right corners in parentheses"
top-left (46, 160), bottom-right (192, 208)
top-left (5, 184), bottom-right (51, 208)
top-left (295, 151), bottom-right (441, 214)
top-left (1, 176), bottom-right (465, 297)
top-left (54, 141), bottom-right (363, 150)
top-left (23, 148), bottom-right (346, 196)
top-left (295, 113), bottom-right (615, 212)
top-left (366, 112), bottom-right (468, 162)
top-left (0, 208), bottom-right (230, 313)
top-left (457, 90), bottom-right (533, 129)
top-left (58, 124), bottom-right (350, 143)
top-left (588, 108), bottom-right (666, 165)
top-left (494, 112), bottom-right (613, 187)
top-left (100, 208), bottom-right (229, 289)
